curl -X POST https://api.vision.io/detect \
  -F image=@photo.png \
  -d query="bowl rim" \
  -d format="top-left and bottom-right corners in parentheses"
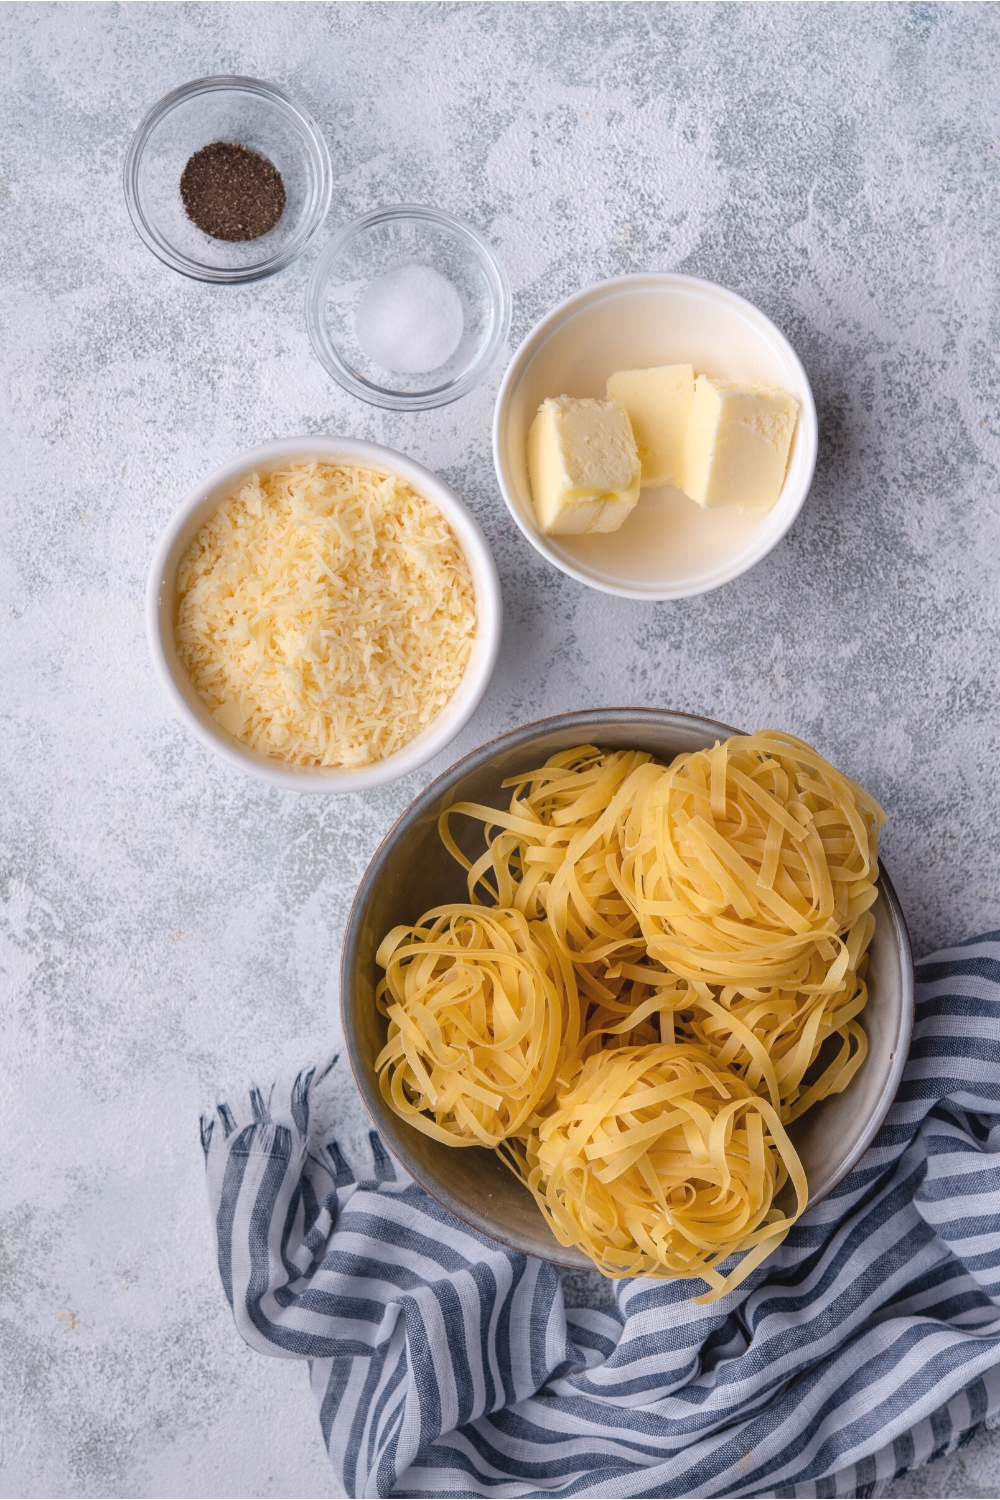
top-left (341, 707), bottom-right (915, 1268)
top-left (123, 74), bottom-right (333, 284)
top-left (492, 272), bottom-right (820, 601)
top-left (145, 435), bottom-right (503, 793)
top-left (305, 203), bottom-right (513, 410)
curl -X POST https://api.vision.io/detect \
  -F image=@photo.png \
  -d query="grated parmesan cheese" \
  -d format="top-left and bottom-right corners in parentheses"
top-left (174, 462), bottom-right (477, 768)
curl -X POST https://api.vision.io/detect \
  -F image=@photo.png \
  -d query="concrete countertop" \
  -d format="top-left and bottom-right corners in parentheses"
top-left (2, 3), bottom-right (999, 1495)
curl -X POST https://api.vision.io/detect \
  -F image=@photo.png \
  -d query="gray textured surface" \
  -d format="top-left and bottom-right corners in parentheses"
top-left (2, 3), bottom-right (999, 1496)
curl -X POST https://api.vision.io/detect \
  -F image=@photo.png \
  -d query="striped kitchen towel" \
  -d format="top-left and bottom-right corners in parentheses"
top-left (202, 931), bottom-right (1000, 1498)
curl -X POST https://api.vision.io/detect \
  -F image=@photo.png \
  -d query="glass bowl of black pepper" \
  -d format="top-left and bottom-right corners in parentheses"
top-left (124, 76), bottom-right (332, 284)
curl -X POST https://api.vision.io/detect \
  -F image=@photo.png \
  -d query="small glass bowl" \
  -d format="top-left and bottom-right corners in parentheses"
top-left (306, 205), bottom-right (512, 410)
top-left (124, 76), bottom-right (332, 284)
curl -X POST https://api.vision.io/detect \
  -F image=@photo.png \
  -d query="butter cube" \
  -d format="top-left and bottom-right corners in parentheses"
top-left (681, 377), bottom-right (799, 513)
top-left (606, 365), bottom-right (694, 489)
top-left (527, 396), bottom-right (641, 535)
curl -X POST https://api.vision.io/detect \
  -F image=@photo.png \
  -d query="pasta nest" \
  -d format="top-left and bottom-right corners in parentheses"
top-left (620, 731), bottom-right (884, 991)
top-left (375, 906), bottom-right (582, 1148)
top-left (507, 1043), bottom-right (807, 1298)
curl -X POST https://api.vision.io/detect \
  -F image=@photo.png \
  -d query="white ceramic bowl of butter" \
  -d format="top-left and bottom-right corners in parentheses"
top-left (147, 436), bottom-right (502, 793)
top-left (493, 274), bottom-right (818, 600)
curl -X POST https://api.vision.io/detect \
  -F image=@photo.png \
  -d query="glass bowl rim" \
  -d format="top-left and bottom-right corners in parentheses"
top-left (123, 73), bottom-right (333, 285)
top-left (305, 203), bottom-right (513, 411)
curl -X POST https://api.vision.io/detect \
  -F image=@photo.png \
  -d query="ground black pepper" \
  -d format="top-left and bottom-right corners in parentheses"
top-left (180, 141), bottom-right (286, 242)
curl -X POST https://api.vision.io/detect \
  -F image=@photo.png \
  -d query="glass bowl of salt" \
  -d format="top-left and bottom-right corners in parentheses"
top-left (306, 205), bottom-right (511, 410)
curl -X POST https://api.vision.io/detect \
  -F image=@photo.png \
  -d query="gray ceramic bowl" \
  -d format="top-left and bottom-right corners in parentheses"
top-left (341, 709), bottom-right (914, 1268)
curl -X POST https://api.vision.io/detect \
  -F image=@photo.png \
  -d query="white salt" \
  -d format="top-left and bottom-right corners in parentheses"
top-left (354, 263), bottom-right (464, 376)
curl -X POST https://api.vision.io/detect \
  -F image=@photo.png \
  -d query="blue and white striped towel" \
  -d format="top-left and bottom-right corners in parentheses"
top-left (203, 931), bottom-right (1000, 1498)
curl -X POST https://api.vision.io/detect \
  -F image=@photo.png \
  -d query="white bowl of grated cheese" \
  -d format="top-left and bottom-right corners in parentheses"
top-left (147, 437), bottom-right (502, 792)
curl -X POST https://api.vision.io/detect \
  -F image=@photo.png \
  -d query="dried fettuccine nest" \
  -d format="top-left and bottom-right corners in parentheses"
top-left (617, 731), bottom-right (883, 983)
top-left (502, 1043), bottom-right (807, 1298)
top-left (375, 906), bottom-right (583, 1148)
